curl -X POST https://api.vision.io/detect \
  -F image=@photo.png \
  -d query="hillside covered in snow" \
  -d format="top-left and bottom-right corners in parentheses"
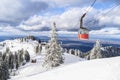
top-left (0, 36), bottom-right (41, 56)
top-left (12, 56), bottom-right (120, 80)
top-left (0, 36), bottom-right (83, 80)
top-left (0, 35), bottom-right (120, 80)
top-left (0, 37), bottom-right (118, 80)
top-left (0, 37), bottom-right (119, 80)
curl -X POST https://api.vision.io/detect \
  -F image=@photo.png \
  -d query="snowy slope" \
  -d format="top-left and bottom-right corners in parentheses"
top-left (0, 39), bottom-right (39, 56)
top-left (12, 56), bottom-right (120, 80)
top-left (1, 38), bottom-right (119, 80)
top-left (9, 45), bottom-right (82, 80)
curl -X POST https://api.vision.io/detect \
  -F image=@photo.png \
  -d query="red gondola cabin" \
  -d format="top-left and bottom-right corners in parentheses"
top-left (78, 28), bottom-right (89, 40)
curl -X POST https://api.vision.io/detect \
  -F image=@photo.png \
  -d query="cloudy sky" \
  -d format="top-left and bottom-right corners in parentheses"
top-left (0, 0), bottom-right (120, 38)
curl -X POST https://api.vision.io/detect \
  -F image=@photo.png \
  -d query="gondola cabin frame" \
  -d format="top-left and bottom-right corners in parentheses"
top-left (78, 28), bottom-right (89, 40)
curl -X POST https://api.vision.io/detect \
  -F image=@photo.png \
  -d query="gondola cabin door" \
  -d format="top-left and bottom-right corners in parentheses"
top-left (78, 28), bottom-right (89, 40)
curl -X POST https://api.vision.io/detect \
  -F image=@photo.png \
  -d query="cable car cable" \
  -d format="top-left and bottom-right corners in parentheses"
top-left (85, 3), bottom-right (120, 29)
top-left (98, 3), bottom-right (120, 20)
top-left (85, 0), bottom-right (97, 14)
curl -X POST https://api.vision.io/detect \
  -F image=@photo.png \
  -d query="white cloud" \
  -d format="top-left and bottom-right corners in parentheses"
top-left (0, 0), bottom-right (49, 25)
top-left (33, 0), bottom-right (120, 8)
top-left (18, 15), bottom-right (50, 31)
top-left (90, 27), bottom-right (120, 35)
top-left (32, 0), bottom-right (93, 8)
top-left (0, 0), bottom-right (22, 22)
top-left (0, 0), bottom-right (119, 26)
top-left (19, 7), bottom-right (91, 31)
top-left (50, 8), bottom-right (85, 30)
top-left (18, 5), bottom-right (120, 32)
top-left (0, 25), bottom-right (27, 36)
top-left (0, 25), bottom-right (49, 36)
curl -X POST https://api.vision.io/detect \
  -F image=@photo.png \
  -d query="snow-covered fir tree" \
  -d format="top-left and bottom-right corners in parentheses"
top-left (71, 49), bottom-right (75, 55)
top-left (24, 50), bottom-right (30, 62)
top-left (0, 52), bottom-right (2, 68)
top-left (34, 44), bottom-right (42, 54)
top-left (43, 22), bottom-right (63, 68)
top-left (18, 49), bottom-right (24, 66)
top-left (85, 40), bottom-right (102, 60)
top-left (69, 49), bottom-right (72, 54)
top-left (9, 52), bottom-right (14, 72)
top-left (0, 52), bottom-right (9, 80)
top-left (14, 52), bottom-right (19, 70)
top-left (74, 49), bottom-right (78, 56)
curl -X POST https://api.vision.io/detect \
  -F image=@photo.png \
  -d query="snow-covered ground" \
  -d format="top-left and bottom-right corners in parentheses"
top-left (0, 39), bottom-right (81, 80)
top-left (11, 56), bottom-right (120, 80)
top-left (0, 39), bottom-right (39, 56)
top-left (1, 39), bottom-right (120, 80)
top-left (9, 45), bottom-right (82, 80)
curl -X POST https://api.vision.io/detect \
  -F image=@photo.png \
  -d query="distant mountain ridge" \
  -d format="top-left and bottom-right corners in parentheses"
top-left (0, 35), bottom-right (120, 53)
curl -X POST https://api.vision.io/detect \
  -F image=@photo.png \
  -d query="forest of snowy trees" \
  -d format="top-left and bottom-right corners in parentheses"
top-left (0, 47), bottom-right (31, 79)
top-left (66, 40), bottom-right (120, 60)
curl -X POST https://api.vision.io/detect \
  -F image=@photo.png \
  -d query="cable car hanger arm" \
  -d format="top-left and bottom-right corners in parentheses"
top-left (80, 13), bottom-right (86, 29)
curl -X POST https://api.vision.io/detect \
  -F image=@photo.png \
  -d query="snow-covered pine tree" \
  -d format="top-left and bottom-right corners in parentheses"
top-left (9, 52), bottom-right (14, 72)
top-left (0, 52), bottom-right (2, 61)
top-left (0, 52), bottom-right (9, 80)
top-left (34, 44), bottom-right (41, 54)
top-left (69, 49), bottom-right (72, 54)
top-left (34, 45), bottom-right (38, 54)
top-left (18, 49), bottom-right (24, 66)
top-left (6, 47), bottom-right (10, 53)
top-left (77, 50), bottom-right (82, 57)
top-left (14, 52), bottom-right (19, 70)
top-left (0, 52), bottom-right (2, 79)
top-left (74, 49), bottom-right (78, 56)
top-left (2, 52), bottom-right (6, 61)
top-left (43, 22), bottom-right (63, 68)
top-left (24, 50), bottom-right (30, 62)
top-left (38, 44), bottom-right (42, 53)
top-left (86, 40), bottom-right (102, 60)
top-left (71, 49), bottom-right (75, 55)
